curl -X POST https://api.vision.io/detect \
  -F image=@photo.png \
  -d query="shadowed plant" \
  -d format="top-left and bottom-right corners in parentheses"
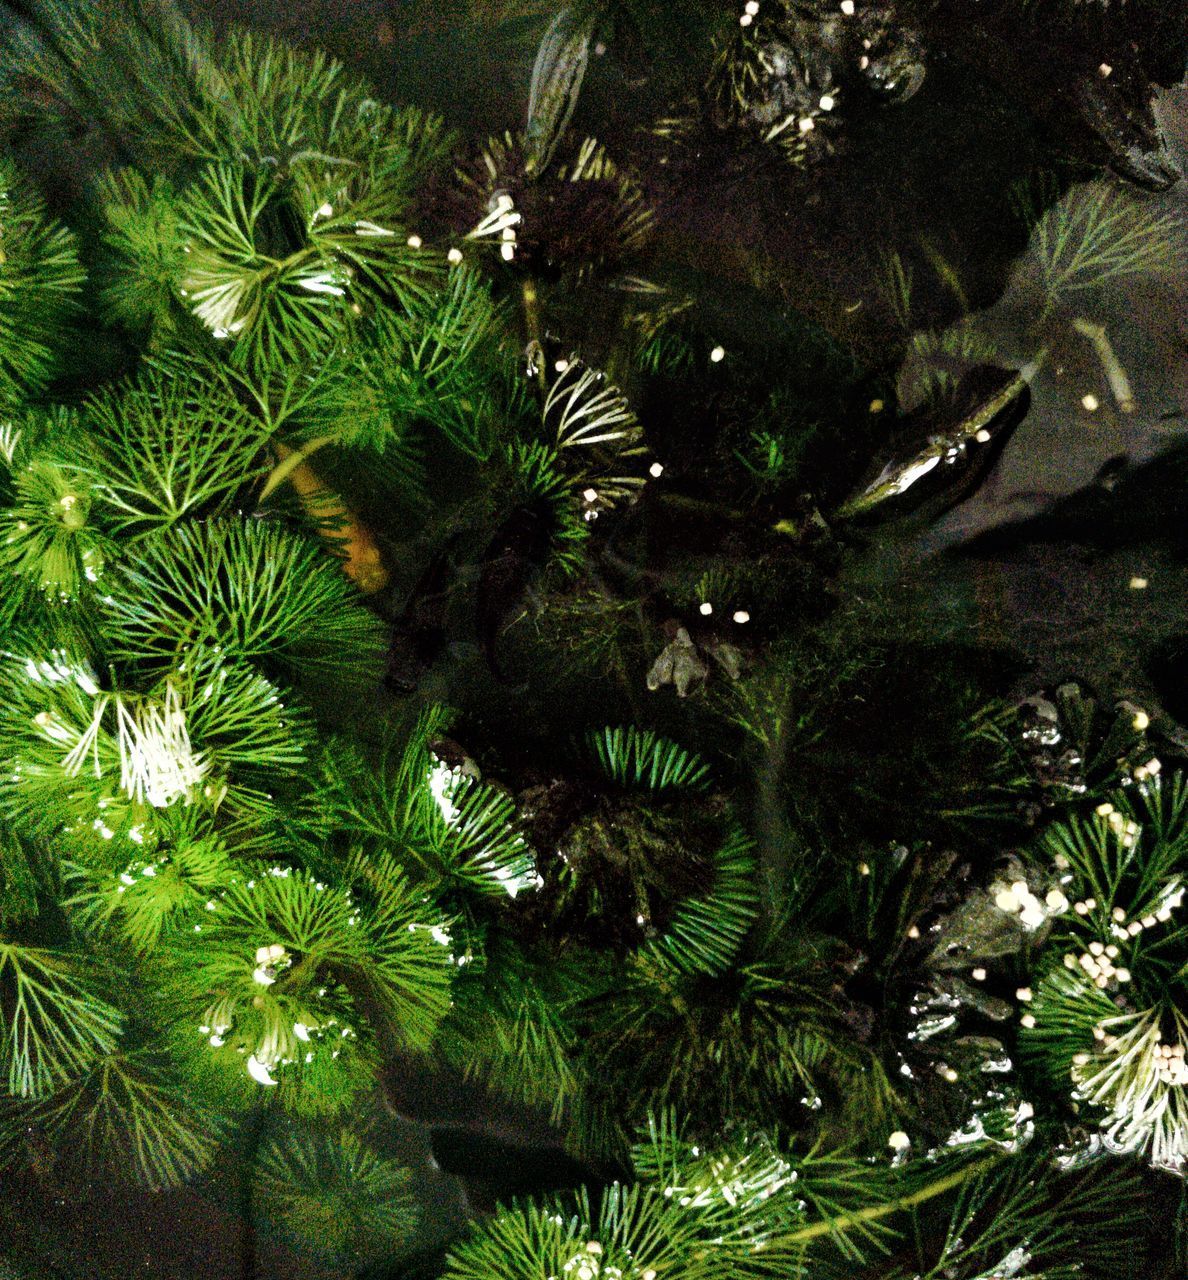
top-left (1021, 179), bottom-right (1181, 311)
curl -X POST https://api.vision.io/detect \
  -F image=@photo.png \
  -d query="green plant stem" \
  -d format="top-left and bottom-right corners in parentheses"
top-left (782, 1155), bottom-right (999, 1247)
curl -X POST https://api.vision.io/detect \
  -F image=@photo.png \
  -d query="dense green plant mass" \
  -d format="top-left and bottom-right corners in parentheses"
top-left (0, 1), bottom-right (1185, 1277)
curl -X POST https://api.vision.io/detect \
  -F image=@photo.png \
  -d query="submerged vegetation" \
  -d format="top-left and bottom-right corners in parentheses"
top-left (0, 0), bottom-right (1186, 1277)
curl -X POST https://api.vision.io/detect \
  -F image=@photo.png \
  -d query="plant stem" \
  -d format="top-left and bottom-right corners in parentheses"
top-left (782, 1155), bottom-right (998, 1246)
top-left (1072, 317), bottom-right (1135, 413)
top-left (521, 277), bottom-right (547, 397)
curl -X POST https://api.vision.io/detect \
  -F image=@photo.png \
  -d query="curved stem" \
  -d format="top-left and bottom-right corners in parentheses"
top-left (783, 1155), bottom-right (999, 1246)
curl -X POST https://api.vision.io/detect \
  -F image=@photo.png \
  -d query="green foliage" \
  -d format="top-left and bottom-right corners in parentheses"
top-left (302, 707), bottom-right (540, 901)
top-left (101, 516), bottom-right (385, 679)
top-left (0, 638), bottom-right (313, 841)
top-left (578, 929), bottom-right (854, 1136)
top-left (302, 265), bottom-right (508, 458)
top-left (255, 1122), bottom-right (418, 1264)
top-left (6, 3), bottom-right (454, 178)
top-left (157, 859), bottom-right (454, 1116)
top-left (436, 935), bottom-right (591, 1129)
top-left (81, 363), bottom-right (271, 536)
top-left (0, 157), bottom-right (84, 406)
top-left (447, 1108), bottom-right (1145, 1280)
top-left (1022, 179), bottom-right (1182, 310)
top-left (645, 822), bottom-right (757, 976)
top-left (35, 5), bottom-right (452, 368)
top-left (0, 943), bottom-right (123, 1097)
top-left (587, 725), bottom-right (711, 792)
top-left (0, 640), bottom-right (130, 838)
top-left (1020, 774), bottom-right (1188, 1168)
top-left (504, 439), bottom-right (590, 576)
top-left (63, 818), bottom-right (237, 951)
top-left (96, 169), bottom-right (187, 339)
top-left (0, 819), bottom-right (46, 926)
top-left (171, 646), bottom-right (315, 819)
top-left (0, 412), bottom-right (111, 602)
top-left (0, 1046), bottom-right (221, 1190)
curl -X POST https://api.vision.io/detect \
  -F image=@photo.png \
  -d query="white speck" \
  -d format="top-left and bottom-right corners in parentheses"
top-left (1133, 709), bottom-right (1150, 730)
top-left (447, 247), bottom-right (463, 264)
top-left (583, 487), bottom-right (599, 503)
top-left (407, 234), bottom-right (423, 249)
top-left (315, 202), bottom-right (333, 218)
top-left (888, 1130), bottom-right (910, 1150)
top-left (819, 94), bottom-right (835, 111)
top-left (798, 117), bottom-right (815, 133)
top-left (500, 242), bottom-right (515, 261)
top-left (649, 462), bottom-right (664, 478)
top-left (555, 358), bottom-right (570, 373)
top-left (1129, 577), bottom-right (1148, 591)
top-left (975, 428), bottom-right (991, 443)
top-left (1081, 393), bottom-right (1099, 411)
top-left (732, 609), bottom-right (750, 624)
top-left (841, 0), bottom-right (855, 14)
top-left (1099, 63), bottom-right (1112, 77)
top-left (699, 601), bottom-right (713, 616)
top-left (710, 345), bottom-right (726, 362)
top-left (971, 967), bottom-right (986, 981)
top-left (739, 11), bottom-right (753, 24)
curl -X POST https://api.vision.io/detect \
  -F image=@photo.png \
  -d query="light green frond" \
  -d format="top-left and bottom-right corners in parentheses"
top-left (64, 826), bottom-right (236, 951)
top-left (0, 943), bottom-right (123, 1097)
top-left (504, 439), bottom-right (589, 577)
top-left (437, 937), bottom-right (589, 1126)
top-left (0, 1046), bottom-right (221, 1190)
top-left (645, 822), bottom-right (758, 976)
top-left (96, 169), bottom-right (187, 337)
top-left (82, 363), bottom-right (271, 535)
top-left (308, 265), bottom-right (505, 458)
top-left (159, 866), bottom-right (375, 1110)
top-left (309, 713), bottom-right (539, 900)
top-left (1026, 179), bottom-right (1182, 309)
top-left (342, 848), bottom-right (458, 1050)
top-left (587, 725), bottom-right (711, 792)
top-left (0, 420), bottom-right (112, 602)
top-left (172, 647), bottom-right (315, 817)
top-left (102, 517), bottom-right (385, 678)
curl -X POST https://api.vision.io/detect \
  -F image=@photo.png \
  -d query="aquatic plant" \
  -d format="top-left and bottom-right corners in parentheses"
top-left (444, 1111), bottom-right (1143, 1280)
top-left (1022, 179), bottom-right (1182, 310)
top-left (1, 0), bottom-right (1187, 1272)
top-left (0, 1045), bottom-right (222, 1190)
top-left (254, 1123), bottom-right (418, 1264)
top-left (1020, 772), bottom-right (1188, 1169)
top-left (0, 157), bottom-right (84, 407)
